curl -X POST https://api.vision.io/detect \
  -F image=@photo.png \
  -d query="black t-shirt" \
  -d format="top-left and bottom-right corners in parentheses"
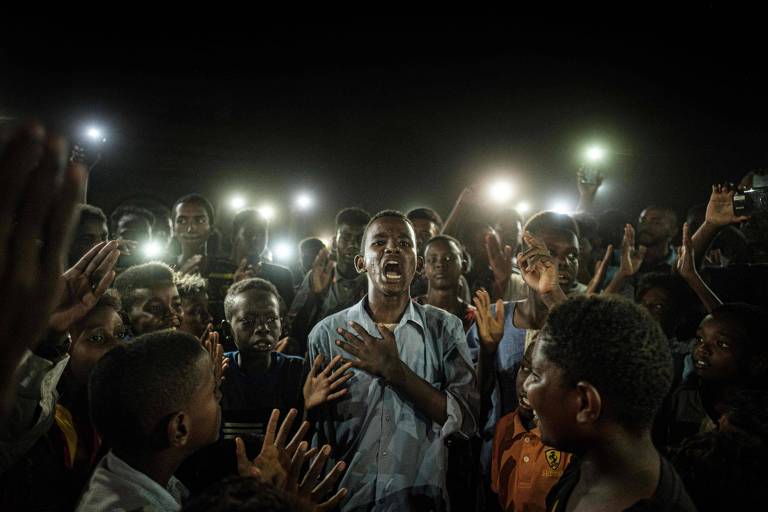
top-left (546, 455), bottom-right (696, 512)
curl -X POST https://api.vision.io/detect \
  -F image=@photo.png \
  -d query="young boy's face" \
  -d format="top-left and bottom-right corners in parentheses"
top-left (357, 217), bottom-right (420, 297)
top-left (229, 290), bottom-right (282, 356)
top-left (128, 282), bottom-right (183, 336)
top-left (523, 336), bottom-right (579, 450)
top-left (180, 293), bottom-right (213, 339)
top-left (185, 353), bottom-right (222, 450)
top-left (692, 314), bottom-right (744, 383)
top-left (537, 229), bottom-right (580, 292)
top-left (69, 306), bottom-right (127, 387)
top-left (516, 342), bottom-right (536, 421)
top-left (174, 202), bottom-right (210, 252)
top-left (424, 239), bottom-right (462, 291)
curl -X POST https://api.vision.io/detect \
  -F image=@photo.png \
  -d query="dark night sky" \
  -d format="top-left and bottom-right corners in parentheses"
top-left (2, 28), bottom-right (767, 242)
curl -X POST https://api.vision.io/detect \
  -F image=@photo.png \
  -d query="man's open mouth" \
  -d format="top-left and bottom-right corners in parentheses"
top-left (383, 260), bottom-right (403, 281)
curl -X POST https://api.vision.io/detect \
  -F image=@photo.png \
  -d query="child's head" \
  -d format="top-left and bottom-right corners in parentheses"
top-left (635, 272), bottom-right (688, 338)
top-left (524, 211), bottom-right (580, 292)
top-left (175, 272), bottom-right (212, 338)
top-left (423, 235), bottom-right (466, 292)
top-left (115, 261), bottom-right (183, 336)
top-left (524, 295), bottom-right (672, 452)
top-left (89, 330), bottom-right (221, 456)
top-left (224, 278), bottom-right (284, 355)
top-left (692, 303), bottom-right (767, 387)
top-left (68, 290), bottom-right (127, 387)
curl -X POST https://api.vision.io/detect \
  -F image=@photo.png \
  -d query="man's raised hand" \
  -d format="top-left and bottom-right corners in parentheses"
top-left (473, 289), bottom-right (505, 356)
top-left (303, 354), bottom-right (353, 410)
top-left (311, 248), bottom-right (334, 294)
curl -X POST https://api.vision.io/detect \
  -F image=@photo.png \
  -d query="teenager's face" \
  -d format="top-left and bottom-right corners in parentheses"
top-left (230, 290), bottom-right (282, 356)
top-left (358, 217), bottom-right (420, 297)
top-left (637, 208), bottom-right (674, 247)
top-left (68, 307), bottom-right (127, 387)
top-left (523, 336), bottom-right (578, 450)
top-left (116, 214), bottom-right (152, 243)
top-left (179, 293), bottom-right (213, 339)
top-left (411, 218), bottom-right (441, 257)
top-left (335, 222), bottom-right (365, 269)
top-left (234, 219), bottom-right (268, 262)
top-left (186, 354), bottom-right (222, 451)
top-left (174, 202), bottom-right (210, 251)
top-left (69, 219), bottom-right (109, 265)
top-left (692, 315), bottom-right (745, 383)
top-left (538, 229), bottom-right (580, 292)
top-left (639, 287), bottom-right (675, 337)
top-left (516, 343), bottom-right (536, 421)
top-left (128, 282), bottom-right (183, 336)
top-left (424, 239), bottom-right (462, 291)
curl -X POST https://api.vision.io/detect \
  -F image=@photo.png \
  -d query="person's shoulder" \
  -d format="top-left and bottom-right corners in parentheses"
top-left (646, 457), bottom-right (697, 512)
top-left (308, 303), bottom-right (357, 341)
top-left (261, 262), bottom-right (293, 278)
top-left (273, 351), bottom-right (305, 366)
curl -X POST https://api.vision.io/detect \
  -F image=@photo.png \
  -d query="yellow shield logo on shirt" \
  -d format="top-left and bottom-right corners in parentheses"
top-left (545, 449), bottom-right (561, 471)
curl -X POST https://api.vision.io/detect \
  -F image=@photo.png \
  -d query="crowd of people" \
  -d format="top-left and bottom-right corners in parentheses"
top-left (0, 122), bottom-right (766, 512)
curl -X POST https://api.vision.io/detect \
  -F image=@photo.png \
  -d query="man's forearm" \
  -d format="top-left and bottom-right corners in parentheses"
top-left (386, 360), bottom-right (448, 425)
top-left (514, 286), bottom-right (566, 330)
top-left (691, 221), bottom-right (721, 269)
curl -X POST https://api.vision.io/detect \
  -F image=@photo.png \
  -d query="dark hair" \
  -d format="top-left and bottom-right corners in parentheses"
top-left (710, 303), bottom-right (768, 385)
top-left (224, 277), bottom-right (283, 321)
top-left (635, 272), bottom-right (688, 308)
top-left (114, 261), bottom-right (176, 313)
top-left (424, 234), bottom-right (464, 254)
top-left (335, 207), bottom-right (371, 230)
top-left (722, 389), bottom-right (768, 442)
top-left (182, 477), bottom-right (301, 512)
top-left (524, 210), bottom-right (579, 238)
top-left (110, 205), bottom-right (156, 235)
top-left (76, 203), bottom-right (108, 229)
top-left (299, 237), bottom-right (325, 252)
top-left (232, 209), bottom-right (268, 241)
top-left (407, 207), bottom-right (444, 229)
top-left (362, 210), bottom-right (415, 246)
top-left (642, 205), bottom-right (678, 229)
top-left (172, 194), bottom-right (215, 226)
top-left (541, 295), bottom-right (673, 429)
top-left (89, 330), bottom-right (206, 451)
top-left (174, 272), bottom-right (208, 301)
top-left (671, 430), bottom-right (766, 512)
top-left (573, 212), bottom-right (598, 241)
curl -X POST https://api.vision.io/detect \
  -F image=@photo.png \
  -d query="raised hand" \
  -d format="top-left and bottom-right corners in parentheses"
top-left (49, 240), bottom-right (120, 332)
top-left (472, 289), bottom-right (505, 355)
top-left (310, 248), bottom-right (334, 294)
top-left (517, 232), bottom-right (560, 295)
top-left (617, 224), bottom-right (646, 277)
top-left (485, 233), bottom-right (513, 291)
top-left (676, 222), bottom-right (697, 281)
top-left (577, 167), bottom-right (604, 199)
top-left (303, 354), bottom-right (354, 410)
top-left (705, 184), bottom-right (749, 226)
top-left (335, 322), bottom-right (402, 382)
top-left (586, 244), bottom-right (613, 295)
top-left (201, 326), bottom-right (227, 385)
top-left (274, 337), bottom-right (290, 353)
top-left (234, 257), bottom-right (259, 283)
top-left (287, 443), bottom-right (348, 512)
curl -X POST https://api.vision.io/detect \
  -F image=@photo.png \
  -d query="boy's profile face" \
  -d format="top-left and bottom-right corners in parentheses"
top-left (537, 229), bottom-right (580, 292)
top-left (69, 307), bottom-right (127, 387)
top-left (523, 336), bottom-right (579, 450)
top-left (128, 282), bottom-right (183, 336)
top-left (185, 353), bottom-right (222, 450)
top-left (229, 289), bottom-right (282, 356)
top-left (692, 314), bottom-right (744, 383)
top-left (516, 342), bottom-right (536, 421)
top-left (357, 217), bottom-right (420, 297)
top-left (424, 239), bottom-right (462, 291)
top-left (410, 218), bottom-right (440, 257)
top-left (174, 202), bottom-right (211, 251)
top-left (180, 293), bottom-right (213, 339)
top-left (335, 222), bottom-right (365, 269)
top-left (637, 208), bottom-right (675, 246)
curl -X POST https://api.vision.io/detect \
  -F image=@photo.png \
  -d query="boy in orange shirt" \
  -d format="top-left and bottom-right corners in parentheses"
top-left (491, 339), bottom-right (572, 512)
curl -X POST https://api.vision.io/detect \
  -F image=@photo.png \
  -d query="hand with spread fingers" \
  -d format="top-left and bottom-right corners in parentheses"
top-left (48, 240), bottom-right (120, 332)
top-left (517, 232), bottom-right (560, 296)
top-left (473, 289), bottom-right (505, 356)
top-left (705, 183), bottom-right (750, 227)
top-left (586, 244), bottom-right (613, 295)
top-left (303, 354), bottom-right (354, 410)
top-left (335, 322), bottom-right (402, 382)
top-left (201, 326), bottom-right (227, 385)
top-left (286, 443), bottom-right (349, 512)
top-left (617, 224), bottom-right (646, 278)
top-left (311, 247), bottom-right (334, 294)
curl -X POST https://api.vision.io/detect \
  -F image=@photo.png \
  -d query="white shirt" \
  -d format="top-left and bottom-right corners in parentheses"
top-left (76, 451), bottom-right (189, 512)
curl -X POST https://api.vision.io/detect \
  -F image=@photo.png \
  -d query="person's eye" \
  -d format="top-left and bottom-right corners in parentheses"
top-left (716, 340), bottom-right (730, 350)
top-left (115, 328), bottom-right (129, 340)
top-left (177, 218), bottom-right (186, 224)
top-left (197, 218), bottom-right (208, 224)
top-left (694, 336), bottom-right (704, 345)
top-left (88, 332), bottom-right (106, 344)
top-left (399, 240), bottom-right (411, 247)
top-left (267, 317), bottom-right (279, 324)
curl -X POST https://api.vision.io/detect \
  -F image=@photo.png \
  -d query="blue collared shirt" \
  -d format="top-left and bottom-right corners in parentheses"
top-left (308, 297), bottom-right (479, 512)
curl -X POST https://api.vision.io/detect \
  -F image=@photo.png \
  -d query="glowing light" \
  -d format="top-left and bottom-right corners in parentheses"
top-left (85, 126), bottom-right (107, 143)
top-left (142, 241), bottom-right (164, 259)
top-left (549, 200), bottom-right (574, 215)
top-left (295, 193), bottom-right (313, 210)
top-left (515, 201), bottom-right (531, 214)
top-left (229, 195), bottom-right (246, 211)
top-left (258, 204), bottom-right (276, 221)
top-left (274, 241), bottom-right (293, 262)
top-left (488, 180), bottom-right (515, 204)
top-left (585, 145), bottom-right (605, 163)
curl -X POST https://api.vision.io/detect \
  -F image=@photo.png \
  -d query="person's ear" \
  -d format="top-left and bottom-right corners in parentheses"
top-left (166, 411), bottom-right (190, 448)
top-left (575, 381), bottom-right (602, 424)
top-left (354, 254), bottom-right (367, 274)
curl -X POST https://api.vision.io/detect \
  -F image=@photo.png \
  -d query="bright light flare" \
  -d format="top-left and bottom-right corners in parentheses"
top-left (258, 204), bottom-right (276, 221)
top-left (85, 126), bottom-right (107, 143)
top-left (488, 180), bottom-right (515, 204)
top-left (229, 195), bottom-right (247, 211)
top-left (142, 241), bottom-right (164, 259)
top-left (274, 241), bottom-right (293, 262)
top-left (549, 200), bottom-right (574, 215)
top-left (585, 145), bottom-right (605, 163)
top-left (295, 193), bottom-right (313, 210)
top-left (515, 201), bottom-right (531, 214)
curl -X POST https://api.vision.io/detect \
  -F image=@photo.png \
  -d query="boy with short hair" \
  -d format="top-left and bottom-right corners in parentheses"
top-left (524, 295), bottom-right (695, 511)
top-left (175, 272), bottom-right (213, 339)
top-left (114, 261), bottom-right (183, 336)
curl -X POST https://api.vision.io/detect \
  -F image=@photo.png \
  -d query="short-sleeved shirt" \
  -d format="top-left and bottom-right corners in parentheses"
top-left (308, 297), bottom-right (479, 511)
top-left (545, 455), bottom-right (696, 512)
top-left (491, 409), bottom-right (572, 512)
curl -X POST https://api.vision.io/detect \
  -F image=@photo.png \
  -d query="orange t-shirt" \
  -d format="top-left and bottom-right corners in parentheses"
top-left (491, 409), bottom-right (572, 512)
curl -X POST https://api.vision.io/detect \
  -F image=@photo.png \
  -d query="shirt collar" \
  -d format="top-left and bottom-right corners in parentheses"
top-left (349, 295), bottom-right (425, 335)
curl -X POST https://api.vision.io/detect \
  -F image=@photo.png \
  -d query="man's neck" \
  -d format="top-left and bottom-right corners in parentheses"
top-left (238, 351), bottom-right (272, 375)
top-left (366, 290), bottom-right (410, 324)
top-left (425, 287), bottom-right (461, 315)
top-left (114, 448), bottom-right (183, 489)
